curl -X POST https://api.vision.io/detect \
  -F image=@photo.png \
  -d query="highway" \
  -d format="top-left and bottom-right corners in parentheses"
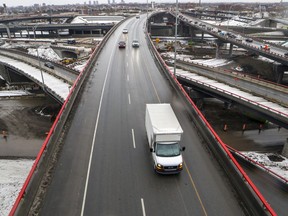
top-left (37, 16), bottom-right (247, 215)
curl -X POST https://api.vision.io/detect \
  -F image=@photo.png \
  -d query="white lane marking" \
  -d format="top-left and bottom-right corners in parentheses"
top-left (127, 74), bottom-right (129, 81)
top-left (128, 93), bottom-right (131, 104)
top-left (141, 198), bottom-right (146, 216)
top-left (80, 44), bottom-right (115, 216)
top-left (127, 62), bottom-right (129, 67)
top-left (132, 128), bottom-right (136, 148)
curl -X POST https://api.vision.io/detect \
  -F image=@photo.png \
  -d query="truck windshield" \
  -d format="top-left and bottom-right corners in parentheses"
top-left (155, 143), bottom-right (180, 157)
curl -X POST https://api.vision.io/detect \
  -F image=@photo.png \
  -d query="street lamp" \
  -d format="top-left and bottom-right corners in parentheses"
top-left (33, 24), bottom-right (45, 91)
top-left (173, 0), bottom-right (179, 77)
top-left (227, 5), bottom-right (234, 31)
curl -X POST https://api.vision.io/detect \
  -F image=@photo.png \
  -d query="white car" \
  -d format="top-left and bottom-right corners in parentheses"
top-left (132, 40), bottom-right (140, 48)
top-left (122, 28), bottom-right (128, 34)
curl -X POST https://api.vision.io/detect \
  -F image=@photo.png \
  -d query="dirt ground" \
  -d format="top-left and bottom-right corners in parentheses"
top-left (0, 97), bottom-right (59, 158)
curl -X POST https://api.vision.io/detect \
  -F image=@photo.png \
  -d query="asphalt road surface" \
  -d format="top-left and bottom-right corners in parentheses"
top-left (38, 16), bottom-right (247, 216)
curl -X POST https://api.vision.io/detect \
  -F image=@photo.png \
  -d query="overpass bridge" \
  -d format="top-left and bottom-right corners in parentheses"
top-left (0, 15), bottom-right (125, 38)
top-left (0, 48), bottom-right (79, 103)
top-left (149, 11), bottom-right (288, 82)
top-left (170, 61), bottom-right (288, 129)
top-left (2, 13), bottom-right (287, 216)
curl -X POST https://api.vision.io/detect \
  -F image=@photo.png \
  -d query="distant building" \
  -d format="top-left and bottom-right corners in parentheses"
top-left (89, 0), bottom-right (91, 5)
top-left (112, 0), bottom-right (115, 4)
top-left (121, 0), bottom-right (124, 3)
top-left (108, 0), bottom-right (110, 4)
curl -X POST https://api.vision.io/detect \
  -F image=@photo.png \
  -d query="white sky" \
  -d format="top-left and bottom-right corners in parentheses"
top-left (4, 0), bottom-right (284, 8)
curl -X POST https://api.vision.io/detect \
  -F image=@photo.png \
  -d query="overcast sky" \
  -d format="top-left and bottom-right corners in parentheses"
top-left (4, 0), bottom-right (284, 8)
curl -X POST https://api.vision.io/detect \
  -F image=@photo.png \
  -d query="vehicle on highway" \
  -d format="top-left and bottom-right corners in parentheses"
top-left (260, 44), bottom-right (270, 51)
top-left (67, 38), bottom-right (76, 44)
top-left (44, 62), bottom-right (54, 69)
top-left (118, 41), bottom-right (126, 48)
top-left (132, 40), bottom-right (140, 48)
top-left (145, 103), bottom-right (185, 174)
top-left (284, 52), bottom-right (288, 57)
top-left (245, 38), bottom-right (253, 43)
top-left (136, 15), bottom-right (140, 19)
top-left (122, 28), bottom-right (128, 34)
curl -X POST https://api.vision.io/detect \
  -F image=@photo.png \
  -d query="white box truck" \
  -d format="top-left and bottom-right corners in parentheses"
top-left (145, 103), bottom-right (185, 174)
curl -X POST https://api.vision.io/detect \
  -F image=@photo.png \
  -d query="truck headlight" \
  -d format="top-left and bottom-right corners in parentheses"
top-left (178, 163), bottom-right (183, 170)
top-left (156, 163), bottom-right (163, 170)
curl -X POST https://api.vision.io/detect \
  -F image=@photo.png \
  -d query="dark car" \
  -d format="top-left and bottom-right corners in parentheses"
top-left (284, 52), bottom-right (288, 57)
top-left (118, 41), bottom-right (126, 48)
top-left (44, 62), bottom-right (54, 69)
top-left (245, 38), bottom-right (253, 43)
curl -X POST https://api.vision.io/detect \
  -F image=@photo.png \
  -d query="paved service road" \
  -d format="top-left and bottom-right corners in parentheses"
top-left (39, 16), bottom-right (246, 215)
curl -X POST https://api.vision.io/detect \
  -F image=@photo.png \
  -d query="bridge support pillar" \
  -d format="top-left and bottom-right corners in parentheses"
top-left (273, 63), bottom-right (288, 84)
top-left (3, 24), bottom-right (11, 39)
top-left (215, 44), bottom-right (220, 59)
top-left (282, 138), bottom-right (288, 158)
top-left (0, 65), bottom-right (12, 84)
top-left (201, 31), bottom-right (204, 42)
top-left (229, 43), bottom-right (233, 57)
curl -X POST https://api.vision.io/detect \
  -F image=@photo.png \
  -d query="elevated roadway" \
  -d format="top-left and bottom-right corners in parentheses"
top-left (163, 12), bottom-right (288, 67)
top-left (18, 15), bottom-right (263, 216)
top-left (165, 58), bottom-right (288, 129)
top-left (8, 14), bottom-right (287, 216)
top-left (0, 48), bottom-right (79, 103)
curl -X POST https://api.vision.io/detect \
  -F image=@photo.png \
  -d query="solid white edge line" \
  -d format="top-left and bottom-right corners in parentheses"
top-left (132, 128), bottom-right (136, 149)
top-left (141, 198), bottom-right (146, 216)
top-left (80, 47), bottom-right (114, 216)
top-left (127, 74), bottom-right (129, 81)
top-left (128, 93), bottom-right (131, 104)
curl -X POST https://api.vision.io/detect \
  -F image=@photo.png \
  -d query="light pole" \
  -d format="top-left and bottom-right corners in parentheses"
top-left (227, 5), bottom-right (234, 31)
top-left (146, 0), bottom-right (149, 32)
top-left (33, 24), bottom-right (45, 91)
top-left (173, 0), bottom-right (178, 77)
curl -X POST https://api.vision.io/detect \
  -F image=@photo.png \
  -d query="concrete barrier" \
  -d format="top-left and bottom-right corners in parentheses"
top-left (9, 18), bottom-right (127, 216)
top-left (146, 13), bottom-right (276, 216)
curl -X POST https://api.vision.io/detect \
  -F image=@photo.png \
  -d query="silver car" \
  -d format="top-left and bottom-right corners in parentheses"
top-left (132, 40), bottom-right (140, 48)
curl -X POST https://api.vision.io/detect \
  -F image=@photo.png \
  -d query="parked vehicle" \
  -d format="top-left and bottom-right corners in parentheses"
top-left (145, 104), bottom-right (185, 174)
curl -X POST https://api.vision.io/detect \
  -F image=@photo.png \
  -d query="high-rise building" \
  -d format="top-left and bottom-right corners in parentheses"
top-left (108, 0), bottom-right (110, 4)
top-left (89, 0), bottom-right (91, 5)
top-left (112, 0), bottom-right (115, 4)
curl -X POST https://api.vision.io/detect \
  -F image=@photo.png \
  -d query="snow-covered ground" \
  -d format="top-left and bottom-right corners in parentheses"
top-left (0, 90), bottom-right (31, 97)
top-left (240, 152), bottom-right (288, 180)
top-left (0, 159), bottom-right (34, 216)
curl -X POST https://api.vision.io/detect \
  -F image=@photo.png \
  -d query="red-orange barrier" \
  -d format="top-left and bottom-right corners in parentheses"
top-left (149, 36), bottom-right (277, 216)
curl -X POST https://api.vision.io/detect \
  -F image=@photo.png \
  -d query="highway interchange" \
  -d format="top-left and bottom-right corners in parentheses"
top-left (36, 16), bottom-right (249, 215)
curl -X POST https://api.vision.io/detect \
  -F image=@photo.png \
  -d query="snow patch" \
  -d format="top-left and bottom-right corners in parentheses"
top-left (0, 159), bottom-right (34, 216)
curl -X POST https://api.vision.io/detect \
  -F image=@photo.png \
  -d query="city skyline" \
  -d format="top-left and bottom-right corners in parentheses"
top-left (2, 0), bottom-right (284, 8)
